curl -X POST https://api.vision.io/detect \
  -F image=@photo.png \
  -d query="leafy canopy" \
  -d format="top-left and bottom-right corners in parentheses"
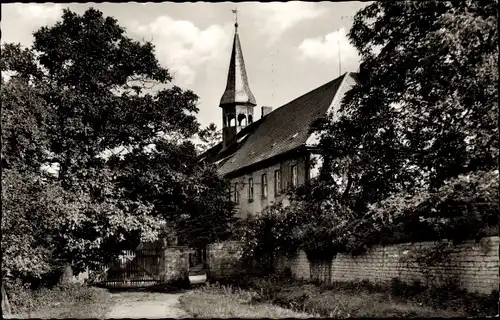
top-left (315, 0), bottom-right (497, 209)
top-left (1, 8), bottom-right (235, 281)
top-left (320, 0), bottom-right (498, 249)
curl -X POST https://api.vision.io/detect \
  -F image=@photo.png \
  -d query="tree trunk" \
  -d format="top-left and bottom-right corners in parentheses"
top-left (2, 283), bottom-right (11, 315)
top-left (59, 264), bottom-right (74, 285)
top-left (342, 174), bottom-right (353, 200)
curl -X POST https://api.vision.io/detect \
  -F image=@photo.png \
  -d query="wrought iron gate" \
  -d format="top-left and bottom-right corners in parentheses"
top-left (91, 249), bottom-right (161, 288)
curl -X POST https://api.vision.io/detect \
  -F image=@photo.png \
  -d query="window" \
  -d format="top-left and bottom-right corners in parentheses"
top-left (309, 154), bottom-right (323, 180)
top-left (233, 183), bottom-right (239, 203)
top-left (261, 174), bottom-right (268, 198)
top-left (274, 170), bottom-right (281, 195)
top-left (248, 178), bottom-right (254, 202)
top-left (291, 165), bottom-right (298, 187)
top-left (228, 114), bottom-right (236, 127)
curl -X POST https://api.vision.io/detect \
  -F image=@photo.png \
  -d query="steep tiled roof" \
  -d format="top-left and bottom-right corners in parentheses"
top-left (207, 73), bottom-right (355, 176)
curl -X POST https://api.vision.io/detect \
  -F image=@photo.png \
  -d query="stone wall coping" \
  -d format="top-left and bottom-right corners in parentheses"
top-left (163, 246), bottom-right (194, 253)
top-left (208, 241), bottom-right (242, 246)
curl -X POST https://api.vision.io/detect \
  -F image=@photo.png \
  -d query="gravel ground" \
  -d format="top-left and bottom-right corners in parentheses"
top-left (106, 291), bottom-right (188, 319)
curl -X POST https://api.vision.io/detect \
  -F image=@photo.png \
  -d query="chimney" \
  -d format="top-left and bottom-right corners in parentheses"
top-left (261, 106), bottom-right (273, 117)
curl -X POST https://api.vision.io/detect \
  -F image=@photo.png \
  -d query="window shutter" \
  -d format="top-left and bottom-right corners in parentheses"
top-left (248, 178), bottom-right (254, 201)
top-left (261, 174), bottom-right (268, 198)
top-left (274, 170), bottom-right (281, 195)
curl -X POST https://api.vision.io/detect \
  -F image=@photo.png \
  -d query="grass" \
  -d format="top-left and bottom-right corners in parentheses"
top-left (265, 281), bottom-right (457, 318)
top-left (5, 283), bottom-right (113, 319)
top-left (179, 283), bottom-right (314, 318)
top-left (185, 276), bottom-right (498, 318)
top-left (284, 277), bottom-right (496, 318)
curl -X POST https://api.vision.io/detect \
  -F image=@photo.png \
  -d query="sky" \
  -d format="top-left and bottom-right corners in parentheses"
top-left (2, 2), bottom-right (369, 130)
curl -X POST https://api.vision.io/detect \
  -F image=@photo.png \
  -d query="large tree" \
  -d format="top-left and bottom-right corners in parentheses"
top-left (315, 0), bottom-right (498, 210)
top-left (299, 0), bottom-right (499, 252)
top-left (108, 137), bottom-right (237, 251)
top-left (1, 73), bottom-right (72, 282)
top-left (1, 8), bottom-right (235, 281)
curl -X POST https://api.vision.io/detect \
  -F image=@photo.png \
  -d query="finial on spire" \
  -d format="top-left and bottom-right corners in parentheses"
top-left (232, 8), bottom-right (238, 31)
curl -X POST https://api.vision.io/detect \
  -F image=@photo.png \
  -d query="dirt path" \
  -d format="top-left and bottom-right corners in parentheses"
top-left (106, 291), bottom-right (188, 319)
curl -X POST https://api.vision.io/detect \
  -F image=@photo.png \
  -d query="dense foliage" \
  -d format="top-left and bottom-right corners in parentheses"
top-left (5, 281), bottom-right (111, 317)
top-left (1, 8), bottom-right (235, 284)
top-left (316, 0), bottom-right (498, 208)
top-left (240, 0), bottom-right (498, 262)
top-left (314, 0), bottom-right (499, 253)
top-left (239, 202), bottom-right (301, 273)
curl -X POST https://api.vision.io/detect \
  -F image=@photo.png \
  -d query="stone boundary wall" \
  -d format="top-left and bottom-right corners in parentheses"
top-left (208, 236), bottom-right (499, 294)
top-left (274, 236), bottom-right (499, 295)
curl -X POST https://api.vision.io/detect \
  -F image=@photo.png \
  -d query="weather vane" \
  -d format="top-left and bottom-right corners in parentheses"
top-left (232, 7), bottom-right (238, 28)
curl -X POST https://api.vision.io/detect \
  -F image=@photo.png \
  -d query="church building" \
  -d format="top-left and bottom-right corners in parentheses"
top-left (200, 21), bottom-right (360, 218)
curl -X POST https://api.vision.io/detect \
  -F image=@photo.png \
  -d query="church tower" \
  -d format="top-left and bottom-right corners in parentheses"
top-left (220, 19), bottom-right (257, 148)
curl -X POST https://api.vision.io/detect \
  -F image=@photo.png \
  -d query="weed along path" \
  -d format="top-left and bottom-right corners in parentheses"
top-left (106, 290), bottom-right (188, 319)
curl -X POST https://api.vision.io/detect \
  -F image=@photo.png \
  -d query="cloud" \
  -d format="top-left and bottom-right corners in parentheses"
top-left (245, 2), bottom-right (326, 44)
top-left (128, 16), bottom-right (230, 86)
top-left (16, 4), bottom-right (63, 27)
top-left (298, 28), bottom-right (360, 68)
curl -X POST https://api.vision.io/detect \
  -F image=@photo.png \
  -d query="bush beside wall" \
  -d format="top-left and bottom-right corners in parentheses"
top-left (4, 282), bottom-right (111, 316)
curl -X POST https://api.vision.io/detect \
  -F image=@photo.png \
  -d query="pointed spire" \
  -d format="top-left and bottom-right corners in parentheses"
top-left (220, 18), bottom-right (257, 107)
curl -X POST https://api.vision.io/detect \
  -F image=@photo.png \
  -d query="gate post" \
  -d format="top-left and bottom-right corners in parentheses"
top-left (159, 243), bottom-right (190, 286)
top-left (160, 228), bottom-right (190, 285)
top-left (158, 225), bottom-right (191, 287)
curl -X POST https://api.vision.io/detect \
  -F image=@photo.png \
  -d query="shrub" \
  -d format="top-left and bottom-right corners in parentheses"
top-left (5, 279), bottom-right (36, 313)
top-left (367, 170), bottom-right (499, 246)
top-left (387, 277), bottom-right (498, 316)
top-left (5, 280), bottom-right (107, 315)
top-left (246, 276), bottom-right (497, 318)
top-left (390, 278), bottom-right (425, 296)
top-left (181, 283), bottom-right (313, 318)
top-left (238, 202), bottom-right (304, 274)
top-left (240, 170), bottom-right (499, 276)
